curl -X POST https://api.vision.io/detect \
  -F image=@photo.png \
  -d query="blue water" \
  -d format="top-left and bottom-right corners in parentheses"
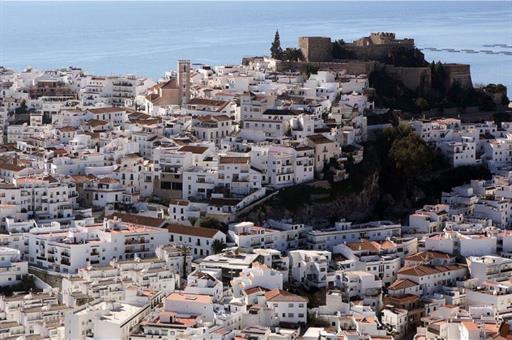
top-left (1, 1), bottom-right (511, 88)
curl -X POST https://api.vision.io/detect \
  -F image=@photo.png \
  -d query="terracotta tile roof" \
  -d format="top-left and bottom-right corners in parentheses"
top-left (166, 224), bottom-right (221, 238)
top-left (380, 240), bottom-right (397, 250)
top-left (178, 145), bottom-right (209, 154)
top-left (69, 174), bottom-right (96, 184)
top-left (307, 134), bottom-right (333, 145)
top-left (398, 264), bottom-right (466, 277)
top-left (160, 79), bottom-right (178, 90)
top-left (398, 265), bottom-right (439, 277)
top-left (53, 148), bottom-right (68, 155)
top-left (88, 107), bottom-right (125, 114)
top-left (87, 119), bottom-right (109, 127)
top-left (244, 286), bottom-right (267, 295)
top-left (0, 162), bottom-right (26, 172)
top-left (461, 321), bottom-right (479, 332)
top-left (188, 98), bottom-right (228, 108)
top-left (264, 289), bottom-right (307, 303)
top-left (384, 294), bottom-right (419, 304)
top-left (97, 177), bottom-right (119, 184)
top-left (195, 115), bottom-right (231, 123)
top-left (262, 109), bottom-right (300, 116)
top-left (107, 212), bottom-right (166, 228)
top-left (219, 156), bottom-right (250, 164)
top-left (346, 240), bottom-right (383, 252)
top-left (128, 112), bottom-right (151, 121)
top-left (405, 251), bottom-right (452, 262)
top-left (388, 279), bottom-right (419, 290)
top-left (294, 145), bottom-right (314, 151)
top-left (57, 126), bottom-right (77, 132)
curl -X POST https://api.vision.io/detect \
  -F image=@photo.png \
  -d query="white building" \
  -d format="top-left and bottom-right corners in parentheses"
top-left (397, 264), bottom-right (467, 295)
top-left (307, 220), bottom-right (401, 250)
top-left (27, 217), bottom-right (169, 274)
top-left (0, 247), bottom-right (28, 286)
top-left (265, 289), bottom-right (308, 325)
top-left (289, 250), bottom-right (331, 289)
top-left (228, 221), bottom-right (300, 251)
top-left (167, 224), bottom-right (226, 259)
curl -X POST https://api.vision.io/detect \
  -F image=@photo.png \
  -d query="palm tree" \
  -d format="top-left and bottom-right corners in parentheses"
top-left (212, 239), bottom-right (226, 254)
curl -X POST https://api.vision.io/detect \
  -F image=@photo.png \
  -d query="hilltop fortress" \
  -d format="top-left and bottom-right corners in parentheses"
top-left (282, 33), bottom-right (472, 92)
top-left (299, 32), bottom-right (415, 62)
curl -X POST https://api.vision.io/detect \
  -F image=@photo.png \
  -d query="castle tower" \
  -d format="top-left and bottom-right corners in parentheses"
top-left (177, 59), bottom-right (191, 105)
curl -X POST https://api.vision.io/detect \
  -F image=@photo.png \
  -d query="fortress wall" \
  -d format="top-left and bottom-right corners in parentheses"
top-left (443, 64), bottom-right (472, 88)
top-left (384, 65), bottom-right (432, 90)
top-left (276, 60), bottom-right (377, 75)
top-left (343, 43), bottom-right (415, 61)
top-left (299, 37), bottom-right (333, 62)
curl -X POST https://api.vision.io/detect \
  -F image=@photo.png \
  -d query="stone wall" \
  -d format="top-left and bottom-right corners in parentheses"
top-left (443, 63), bottom-right (472, 88)
top-left (276, 60), bottom-right (378, 76)
top-left (384, 65), bottom-right (432, 91)
top-left (299, 36), bottom-right (333, 62)
top-left (277, 59), bottom-right (472, 92)
top-left (342, 43), bottom-right (415, 61)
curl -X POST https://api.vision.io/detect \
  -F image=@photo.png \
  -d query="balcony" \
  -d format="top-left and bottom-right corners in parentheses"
top-left (125, 239), bottom-right (149, 245)
top-left (287, 235), bottom-right (298, 241)
top-left (61, 258), bottom-right (70, 266)
top-left (126, 247), bottom-right (149, 253)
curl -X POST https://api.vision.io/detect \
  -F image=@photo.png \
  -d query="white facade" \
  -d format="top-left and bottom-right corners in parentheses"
top-left (0, 247), bottom-right (28, 286)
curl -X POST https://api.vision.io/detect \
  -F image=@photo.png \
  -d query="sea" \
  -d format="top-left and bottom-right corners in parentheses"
top-left (1, 1), bottom-right (511, 88)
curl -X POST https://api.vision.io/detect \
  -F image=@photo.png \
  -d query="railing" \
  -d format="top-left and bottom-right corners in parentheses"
top-left (125, 239), bottom-right (149, 245)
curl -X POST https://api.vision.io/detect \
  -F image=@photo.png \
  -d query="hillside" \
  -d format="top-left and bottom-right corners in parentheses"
top-left (241, 126), bottom-right (491, 227)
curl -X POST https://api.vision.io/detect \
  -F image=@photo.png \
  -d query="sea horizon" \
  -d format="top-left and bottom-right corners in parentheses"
top-left (1, 1), bottom-right (511, 88)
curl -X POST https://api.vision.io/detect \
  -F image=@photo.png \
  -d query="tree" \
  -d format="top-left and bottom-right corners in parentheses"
top-left (300, 64), bottom-right (319, 78)
top-left (332, 39), bottom-right (354, 59)
top-left (415, 97), bottom-right (430, 112)
top-left (14, 99), bottom-right (28, 115)
top-left (270, 30), bottom-right (283, 59)
top-left (199, 216), bottom-right (226, 232)
top-left (281, 48), bottom-right (304, 62)
top-left (178, 245), bottom-right (190, 279)
top-left (212, 239), bottom-right (226, 254)
top-left (389, 132), bottom-right (435, 178)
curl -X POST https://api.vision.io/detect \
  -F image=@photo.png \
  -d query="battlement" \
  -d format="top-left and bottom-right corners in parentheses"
top-left (370, 32), bottom-right (396, 43)
top-left (353, 32), bottom-right (415, 48)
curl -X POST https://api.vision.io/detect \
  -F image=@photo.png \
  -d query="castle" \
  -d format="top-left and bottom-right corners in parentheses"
top-left (294, 33), bottom-right (472, 91)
